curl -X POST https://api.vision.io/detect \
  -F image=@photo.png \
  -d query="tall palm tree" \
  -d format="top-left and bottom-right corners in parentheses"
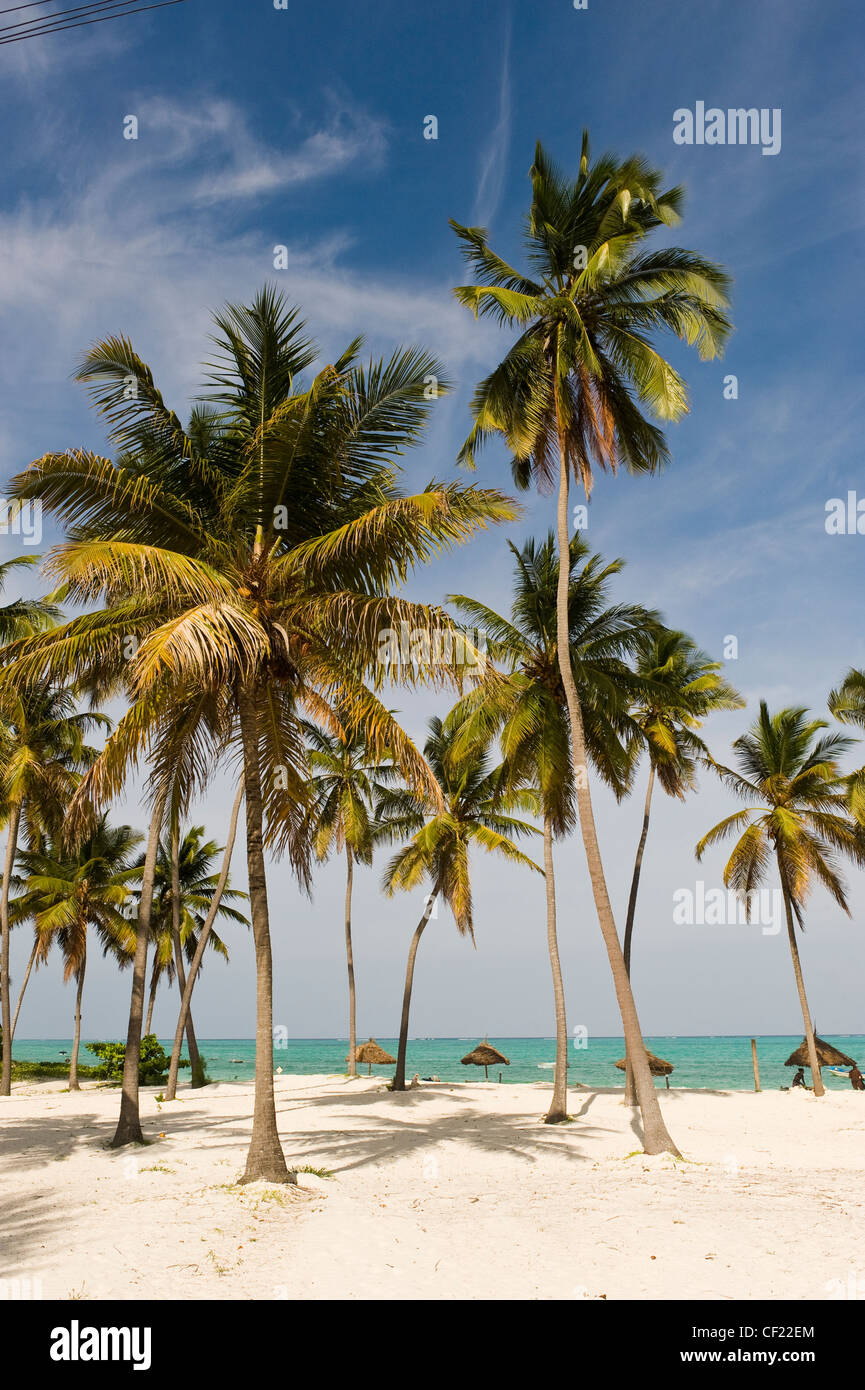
top-left (696, 703), bottom-right (865, 1098)
top-left (379, 717), bottom-right (543, 1092)
top-left (447, 532), bottom-right (659, 1121)
top-left (0, 685), bottom-right (107, 1095)
top-left (4, 287), bottom-right (515, 1176)
top-left (304, 719), bottom-right (396, 1077)
top-left (620, 629), bottom-right (742, 1103)
top-left (13, 817), bottom-right (141, 1088)
top-left (451, 134), bottom-right (732, 1153)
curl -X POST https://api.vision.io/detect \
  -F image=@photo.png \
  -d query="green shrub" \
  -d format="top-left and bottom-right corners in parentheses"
top-left (86, 1034), bottom-right (189, 1085)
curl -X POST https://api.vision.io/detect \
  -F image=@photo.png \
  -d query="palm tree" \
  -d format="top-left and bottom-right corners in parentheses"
top-left (379, 717), bottom-right (543, 1092)
top-left (451, 134), bottom-right (732, 1153)
top-left (0, 685), bottom-right (107, 1095)
top-left (138, 824), bottom-right (247, 1071)
top-left (828, 670), bottom-right (865, 824)
top-left (620, 629), bottom-right (742, 1103)
top-left (696, 703), bottom-right (865, 1098)
top-left (5, 287), bottom-right (515, 1175)
top-left (13, 817), bottom-right (141, 1088)
top-left (304, 718), bottom-right (396, 1077)
top-left (447, 532), bottom-right (659, 1121)
top-left (164, 782), bottom-right (245, 1101)
top-left (0, 557), bottom-right (61, 1096)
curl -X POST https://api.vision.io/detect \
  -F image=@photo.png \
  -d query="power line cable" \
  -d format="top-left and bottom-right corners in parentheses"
top-left (0, 0), bottom-right (186, 43)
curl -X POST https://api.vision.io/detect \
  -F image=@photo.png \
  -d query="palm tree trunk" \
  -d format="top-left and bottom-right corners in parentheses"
top-left (778, 864), bottom-right (824, 1097)
top-left (553, 409), bottom-right (678, 1155)
top-left (164, 782), bottom-right (244, 1102)
top-left (543, 815), bottom-right (569, 1123)
top-left (238, 688), bottom-right (292, 1183)
top-left (169, 822), bottom-right (204, 1086)
top-left (111, 788), bottom-right (166, 1148)
top-left (144, 964), bottom-right (159, 1037)
top-left (69, 945), bottom-right (86, 1092)
top-left (1, 800), bottom-right (22, 1097)
top-left (392, 888), bottom-right (438, 1092)
top-left (345, 846), bottom-right (357, 1078)
top-left (11, 936), bottom-right (39, 1040)
top-left (623, 763), bottom-right (656, 1107)
top-left (171, 928), bottom-right (204, 1086)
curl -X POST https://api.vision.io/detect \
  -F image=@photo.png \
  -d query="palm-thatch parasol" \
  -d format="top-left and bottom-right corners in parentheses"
top-left (615, 1051), bottom-right (674, 1088)
top-left (461, 1041), bottom-right (510, 1081)
top-left (784, 1036), bottom-right (857, 1070)
top-left (351, 1038), bottom-right (396, 1075)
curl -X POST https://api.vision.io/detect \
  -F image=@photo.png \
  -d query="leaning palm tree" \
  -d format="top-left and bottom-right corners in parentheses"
top-left (696, 703), bottom-right (865, 1098)
top-left (4, 287), bottom-right (515, 1176)
top-left (163, 783), bottom-right (246, 1102)
top-left (304, 718), bottom-right (396, 1077)
top-left (14, 817), bottom-right (141, 1088)
top-left (0, 685), bottom-right (107, 1095)
top-left (379, 717), bottom-right (543, 1092)
top-left (451, 134), bottom-right (732, 1153)
top-left (447, 532), bottom-right (659, 1121)
top-left (137, 824), bottom-right (246, 1071)
top-left (620, 629), bottom-right (742, 1103)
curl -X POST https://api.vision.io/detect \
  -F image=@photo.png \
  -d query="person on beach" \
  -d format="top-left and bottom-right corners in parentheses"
top-left (792, 1067), bottom-right (808, 1088)
top-left (849, 1065), bottom-right (865, 1091)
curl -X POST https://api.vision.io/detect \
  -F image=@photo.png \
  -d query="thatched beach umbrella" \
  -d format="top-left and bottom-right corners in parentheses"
top-left (351, 1038), bottom-right (396, 1076)
top-left (616, 1051), bottom-right (674, 1088)
top-left (784, 1036), bottom-right (857, 1071)
top-left (461, 1041), bottom-right (510, 1081)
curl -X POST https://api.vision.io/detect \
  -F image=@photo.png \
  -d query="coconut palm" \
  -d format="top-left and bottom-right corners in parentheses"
top-left (304, 718), bottom-right (397, 1077)
top-left (379, 717), bottom-right (542, 1092)
top-left (828, 670), bottom-right (865, 823)
top-left (0, 557), bottom-right (62, 1095)
top-left (620, 630), bottom-right (742, 1102)
top-left (451, 134), bottom-right (732, 1153)
top-left (0, 686), bottom-right (108, 1095)
top-left (138, 824), bottom-right (247, 1072)
top-left (696, 703), bottom-right (865, 1097)
top-left (447, 532), bottom-right (659, 1121)
top-left (13, 817), bottom-right (141, 1088)
top-left (164, 783), bottom-right (245, 1102)
top-left (4, 287), bottom-right (515, 1175)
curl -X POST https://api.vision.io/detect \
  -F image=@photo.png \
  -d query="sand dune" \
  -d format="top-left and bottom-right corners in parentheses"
top-left (2, 1075), bottom-right (864, 1301)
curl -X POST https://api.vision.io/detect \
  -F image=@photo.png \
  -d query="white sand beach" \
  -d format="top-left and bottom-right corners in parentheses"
top-left (3, 1075), bottom-right (865, 1302)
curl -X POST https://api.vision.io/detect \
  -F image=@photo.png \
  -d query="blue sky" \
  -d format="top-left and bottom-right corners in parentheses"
top-left (3, 0), bottom-right (865, 1046)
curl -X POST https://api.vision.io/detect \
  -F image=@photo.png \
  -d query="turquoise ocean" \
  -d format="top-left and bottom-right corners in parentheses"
top-left (12, 1035), bottom-right (865, 1090)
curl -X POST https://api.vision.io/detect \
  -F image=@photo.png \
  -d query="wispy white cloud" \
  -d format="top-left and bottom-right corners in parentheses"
top-left (134, 96), bottom-right (389, 205)
top-left (0, 94), bottom-right (498, 467)
top-left (472, 22), bottom-right (512, 228)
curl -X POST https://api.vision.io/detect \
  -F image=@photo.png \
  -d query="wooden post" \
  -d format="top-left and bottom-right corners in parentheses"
top-left (751, 1038), bottom-right (761, 1092)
